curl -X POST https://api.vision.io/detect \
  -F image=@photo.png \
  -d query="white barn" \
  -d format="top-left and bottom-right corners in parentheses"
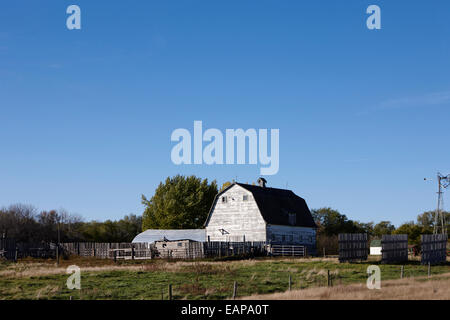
top-left (204, 179), bottom-right (317, 253)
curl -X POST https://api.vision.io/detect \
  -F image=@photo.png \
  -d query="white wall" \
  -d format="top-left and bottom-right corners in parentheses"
top-left (205, 184), bottom-right (267, 241)
top-left (370, 246), bottom-right (382, 255)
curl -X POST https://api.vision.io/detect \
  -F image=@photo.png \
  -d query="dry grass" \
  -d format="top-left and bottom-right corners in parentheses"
top-left (0, 257), bottom-right (323, 279)
top-left (0, 259), bottom-right (244, 279)
top-left (240, 273), bottom-right (450, 300)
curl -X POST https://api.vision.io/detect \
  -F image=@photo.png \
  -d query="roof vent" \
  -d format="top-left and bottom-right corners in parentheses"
top-left (257, 177), bottom-right (267, 188)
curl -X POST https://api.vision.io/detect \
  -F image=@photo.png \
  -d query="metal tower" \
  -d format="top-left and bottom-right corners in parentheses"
top-left (434, 172), bottom-right (449, 235)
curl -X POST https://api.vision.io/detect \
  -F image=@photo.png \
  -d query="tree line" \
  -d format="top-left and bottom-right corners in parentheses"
top-left (311, 207), bottom-right (449, 254)
top-left (0, 204), bottom-right (141, 243)
top-left (1, 174), bottom-right (448, 245)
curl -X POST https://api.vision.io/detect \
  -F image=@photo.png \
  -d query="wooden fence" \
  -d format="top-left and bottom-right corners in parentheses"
top-left (109, 247), bottom-right (153, 260)
top-left (421, 234), bottom-right (448, 265)
top-left (381, 234), bottom-right (408, 263)
top-left (152, 242), bottom-right (204, 259)
top-left (61, 242), bottom-right (148, 259)
top-left (203, 241), bottom-right (267, 258)
top-left (338, 233), bottom-right (368, 262)
top-left (1, 239), bottom-right (58, 260)
top-left (0, 238), bottom-right (16, 260)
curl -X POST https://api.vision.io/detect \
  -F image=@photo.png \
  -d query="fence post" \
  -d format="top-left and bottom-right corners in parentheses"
top-left (113, 250), bottom-right (117, 263)
top-left (14, 247), bottom-right (18, 263)
top-left (232, 281), bottom-right (238, 299)
top-left (327, 270), bottom-right (331, 287)
top-left (56, 246), bottom-right (60, 266)
top-left (288, 274), bottom-right (292, 291)
top-left (323, 247), bottom-right (326, 258)
top-left (132, 246), bottom-right (135, 260)
top-left (428, 262), bottom-right (431, 277)
top-left (400, 266), bottom-right (404, 279)
top-left (168, 284), bottom-right (173, 300)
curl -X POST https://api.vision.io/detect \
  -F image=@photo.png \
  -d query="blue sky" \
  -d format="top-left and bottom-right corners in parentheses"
top-left (1, 1), bottom-right (449, 226)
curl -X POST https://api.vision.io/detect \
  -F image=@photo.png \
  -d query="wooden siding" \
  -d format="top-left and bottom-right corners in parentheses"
top-left (206, 184), bottom-right (267, 241)
top-left (206, 184), bottom-right (316, 247)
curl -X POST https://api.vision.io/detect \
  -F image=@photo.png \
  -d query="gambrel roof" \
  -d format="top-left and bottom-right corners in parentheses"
top-left (204, 183), bottom-right (317, 229)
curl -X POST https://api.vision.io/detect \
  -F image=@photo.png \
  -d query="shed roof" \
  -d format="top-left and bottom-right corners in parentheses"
top-left (205, 182), bottom-right (317, 228)
top-left (370, 239), bottom-right (382, 247)
top-left (132, 229), bottom-right (206, 243)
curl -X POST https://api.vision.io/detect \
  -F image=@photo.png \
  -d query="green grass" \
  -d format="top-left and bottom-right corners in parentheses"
top-left (0, 257), bottom-right (449, 300)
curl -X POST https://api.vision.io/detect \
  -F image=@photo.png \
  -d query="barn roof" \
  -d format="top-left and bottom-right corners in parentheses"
top-left (132, 229), bottom-right (206, 243)
top-left (204, 182), bottom-right (317, 228)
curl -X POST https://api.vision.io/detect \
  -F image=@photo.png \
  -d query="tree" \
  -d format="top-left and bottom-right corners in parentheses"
top-left (311, 207), bottom-right (363, 236)
top-left (0, 203), bottom-right (140, 243)
top-left (416, 210), bottom-right (449, 232)
top-left (354, 221), bottom-right (374, 236)
top-left (219, 181), bottom-right (232, 192)
top-left (373, 221), bottom-right (395, 237)
top-left (393, 221), bottom-right (431, 245)
top-left (79, 214), bottom-right (142, 242)
top-left (0, 204), bottom-right (40, 242)
top-left (141, 175), bottom-right (218, 230)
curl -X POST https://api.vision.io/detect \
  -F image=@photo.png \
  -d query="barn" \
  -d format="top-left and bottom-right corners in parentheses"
top-left (204, 179), bottom-right (317, 253)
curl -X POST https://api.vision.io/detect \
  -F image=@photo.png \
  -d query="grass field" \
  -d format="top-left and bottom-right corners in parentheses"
top-left (0, 256), bottom-right (449, 300)
top-left (241, 272), bottom-right (450, 300)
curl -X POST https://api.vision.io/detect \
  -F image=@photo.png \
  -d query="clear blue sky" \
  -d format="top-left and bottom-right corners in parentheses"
top-left (1, 1), bottom-right (449, 226)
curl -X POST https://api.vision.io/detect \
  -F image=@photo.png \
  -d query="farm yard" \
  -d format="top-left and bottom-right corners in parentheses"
top-left (0, 256), bottom-right (449, 300)
top-left (1, 177), bottom-right (448, 301)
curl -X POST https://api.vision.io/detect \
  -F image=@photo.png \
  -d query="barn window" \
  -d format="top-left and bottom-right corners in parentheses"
top-left (222, 196), bottom-right (227, 203)
top-left (177, 243), bottom-right (183, 247)
top-left (243, 195), bottom-right (248, 201)
top-left (288, 213), bottom-right (296, 225)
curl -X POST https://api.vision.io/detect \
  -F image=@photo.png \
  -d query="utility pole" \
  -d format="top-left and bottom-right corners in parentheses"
top-left (57, 216), bottom-right (61, 266)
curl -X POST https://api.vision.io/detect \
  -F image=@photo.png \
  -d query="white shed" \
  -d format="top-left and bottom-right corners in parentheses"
top-left (370, 239), bottom-right (382, 255)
